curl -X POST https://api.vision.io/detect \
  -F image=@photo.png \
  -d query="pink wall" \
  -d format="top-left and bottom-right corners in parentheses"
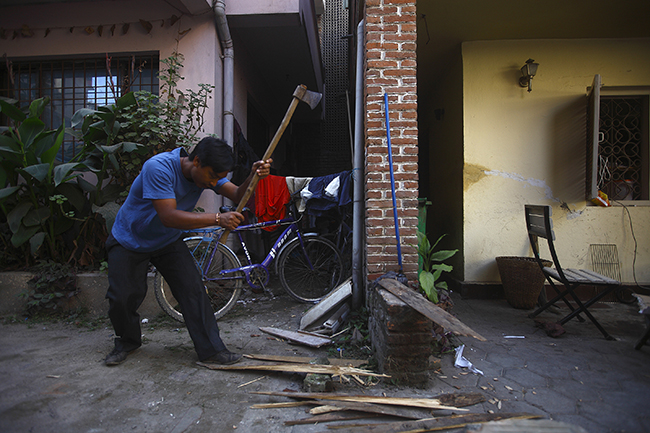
top-left (1, 0), bottom-right (223, 138)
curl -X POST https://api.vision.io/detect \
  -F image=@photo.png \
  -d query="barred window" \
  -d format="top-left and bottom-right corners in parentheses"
top-left (1, 53), bottom-right (159, 162)
top-left (587, 75), bottom-right (650, 202)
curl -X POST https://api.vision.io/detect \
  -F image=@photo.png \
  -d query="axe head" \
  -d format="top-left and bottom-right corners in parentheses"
top-left (293, 84), bottom-right (322, 110)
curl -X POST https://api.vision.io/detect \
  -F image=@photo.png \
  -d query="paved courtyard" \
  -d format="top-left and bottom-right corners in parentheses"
top-left (0, 286), bottom-right (648, 432)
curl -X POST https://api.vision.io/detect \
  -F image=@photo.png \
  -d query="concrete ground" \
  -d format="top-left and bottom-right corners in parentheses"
top-left (0, 283), bottom-right (648, 433)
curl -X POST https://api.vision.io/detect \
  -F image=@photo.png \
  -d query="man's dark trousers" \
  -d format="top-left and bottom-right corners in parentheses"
top-left (105, 235), bottom-right (227, 360)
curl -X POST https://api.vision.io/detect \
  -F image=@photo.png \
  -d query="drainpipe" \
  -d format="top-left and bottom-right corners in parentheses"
top-left (352, 19), bottom-right (365, 310)
top-left (212, 0), bottom-right (234, 148)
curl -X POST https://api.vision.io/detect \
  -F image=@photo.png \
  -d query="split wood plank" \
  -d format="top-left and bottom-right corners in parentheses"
top-left (285, 411), bottom-right (380, 426)
top-left (327, 412), bottom-right (541, 432)
top-left (243, 353), bottom-right (367, 368)
top-left (310, 400), bottom-right (432, 419)
top-left (259, 326), bottom-right (332, 347)
top-left (250, 391), bottom-right (467, 411)
top-left (378, 278), bottom-right (487, 341)
top-left (197, 362), bottom-right (389, 377)
top-left (250, 401), bottom-right (316, 409)
top-left (308, 393), bottom-right (485, 418)
top-left (310, 405), bottom-right (344, 415)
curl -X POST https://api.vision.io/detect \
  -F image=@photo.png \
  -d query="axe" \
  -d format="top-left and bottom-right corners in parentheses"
top-left (219, 84), bottom-right (322, 244)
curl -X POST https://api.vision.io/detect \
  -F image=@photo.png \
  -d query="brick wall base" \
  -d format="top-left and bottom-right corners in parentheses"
top-left (369, 287), bottom-right (434, 388)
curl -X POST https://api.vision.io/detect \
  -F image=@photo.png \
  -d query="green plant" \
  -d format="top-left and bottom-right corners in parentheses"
top-left (416, 231), bottom-right (457, 303)
top-left (21, 260), bottom-right (78, 314)
top-left (0, 49), bottom-right (214, 270)
top-left (0, 97), bottom-right (91, 266)
top-left (117, 51), bottom-right (214, 154)
top-left (68, 92), bottom-right (147, 234)
top-left (69, 51), bottom-right (214, 202)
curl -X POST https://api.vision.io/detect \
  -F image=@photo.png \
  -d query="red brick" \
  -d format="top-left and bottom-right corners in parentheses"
top-left (367, 77), bottom-right (400, 86)
top-left (384, 50), bottom-right (415, 59)
top-left (366, 23), bottom-right (399, 33)
top-left (384, 33), bottom-right (417, 42)
top-left (367, 60), bottom-right (399, 69)
top-left (384, 69), bottom-right (416, 77)
top-left (366, 6), bottom-right (398, 15)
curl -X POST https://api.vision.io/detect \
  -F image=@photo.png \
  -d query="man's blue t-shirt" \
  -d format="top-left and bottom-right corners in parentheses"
top-left (112, 148), bottom-right (228, 252)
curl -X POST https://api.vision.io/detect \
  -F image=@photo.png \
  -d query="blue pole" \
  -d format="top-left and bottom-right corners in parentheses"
top-left (384, 93), bottom-right (403, 271)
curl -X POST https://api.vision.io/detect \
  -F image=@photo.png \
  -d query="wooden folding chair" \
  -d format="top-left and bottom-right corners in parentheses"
top-left (524, 205), bottom-right (620, 340)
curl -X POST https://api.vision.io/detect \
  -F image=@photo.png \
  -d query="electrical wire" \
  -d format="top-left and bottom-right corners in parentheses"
top-left (613, 200), bottom-right (648, 290)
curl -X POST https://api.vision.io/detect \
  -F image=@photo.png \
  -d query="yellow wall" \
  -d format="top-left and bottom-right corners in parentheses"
top-left (462, 38), bottom-right (650, 284)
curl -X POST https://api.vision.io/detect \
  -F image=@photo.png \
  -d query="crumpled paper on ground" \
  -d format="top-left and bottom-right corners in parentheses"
top-left (454, 344), bottom-right (484, 375)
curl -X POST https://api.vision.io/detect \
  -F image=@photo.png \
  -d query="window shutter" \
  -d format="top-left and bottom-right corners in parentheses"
top-left (586, 74), bottom-right (601, 200)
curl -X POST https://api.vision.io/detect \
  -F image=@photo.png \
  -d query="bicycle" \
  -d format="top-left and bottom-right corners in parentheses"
top-left (153, 203), bottom-right (345, 322)
top-left (312, 208), bottom-right (353, 277)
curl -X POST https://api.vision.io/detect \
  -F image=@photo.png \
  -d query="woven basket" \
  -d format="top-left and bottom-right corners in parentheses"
top-left (496, 256), bottom-right (552, 310)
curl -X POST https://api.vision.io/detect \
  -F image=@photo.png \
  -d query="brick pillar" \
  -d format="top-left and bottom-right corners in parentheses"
top-left (369, 286), bottom-right (433, 387)
top-left (364, 0), bottom-right (419, 283)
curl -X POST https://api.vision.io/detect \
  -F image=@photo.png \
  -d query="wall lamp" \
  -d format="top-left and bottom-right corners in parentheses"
top-left (519, 58), bottom-right (539, 92)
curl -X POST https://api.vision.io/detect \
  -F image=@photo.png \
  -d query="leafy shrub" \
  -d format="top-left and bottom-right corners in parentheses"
top-left (0, 97), bottom-right (93, 267)
top-left (0, 50), bottom-right (214, 270)
top-left (416, 231), bottom-right (457, 303)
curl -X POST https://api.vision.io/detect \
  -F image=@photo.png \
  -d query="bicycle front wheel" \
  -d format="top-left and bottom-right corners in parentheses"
top-left (277, 236), bottom-right (344, 303)
top-left (154, 237), bottom-right (244, 322)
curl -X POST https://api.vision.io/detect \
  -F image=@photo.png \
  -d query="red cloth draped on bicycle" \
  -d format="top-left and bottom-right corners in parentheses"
top-left (255, 175), bottom-right (290, 231)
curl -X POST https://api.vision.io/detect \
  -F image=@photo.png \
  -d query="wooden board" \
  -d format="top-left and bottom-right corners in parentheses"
top-left (243, 353), bottom-right (367, 368)
top-left (259, 326), bottom-right (332, 347)
top-left (331, 412), bottom-right (541, 432)
top-left (378, 278), bottom-right (487, 341)
top-left (284, 411), bottom-right (379, 426)
top-left (250, 401), bottom-right (315, 409)
top-left (300, 278), bottom-right (352, 330)
top-left (250, 391), bottom-right (467, 411)
top-left (310, 400), bottom-right (431, 419)
top-left (197, 362), bottom-right (389, 377)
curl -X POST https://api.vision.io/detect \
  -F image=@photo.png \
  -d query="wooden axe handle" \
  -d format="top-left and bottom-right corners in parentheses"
top-left (218, 85), bottom-right (306, 244)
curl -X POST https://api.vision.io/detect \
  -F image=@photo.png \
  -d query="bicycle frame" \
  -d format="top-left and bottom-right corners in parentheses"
top-left (187, 215), bottom-right (315, 291)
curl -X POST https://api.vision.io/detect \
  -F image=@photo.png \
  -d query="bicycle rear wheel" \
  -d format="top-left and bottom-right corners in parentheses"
top-left (154, 237), bottom-right (244, 322)
top-left (277, 235), bottom-right (344, 303)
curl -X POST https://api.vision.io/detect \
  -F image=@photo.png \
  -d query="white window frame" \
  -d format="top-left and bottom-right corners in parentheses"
top-left (587, 74), bottom-right (650, 206)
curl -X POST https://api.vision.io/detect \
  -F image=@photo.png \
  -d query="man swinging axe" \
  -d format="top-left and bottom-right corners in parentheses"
top-left (104, 85), bottom-right (322, 366)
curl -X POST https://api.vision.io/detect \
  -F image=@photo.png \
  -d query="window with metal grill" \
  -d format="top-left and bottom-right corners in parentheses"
top-left (1, 53), bottom-right (159, 162)
top-left (587, 75), bottom-right (650, 203)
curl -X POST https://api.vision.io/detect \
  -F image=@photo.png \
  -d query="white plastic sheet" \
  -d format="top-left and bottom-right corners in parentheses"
top-left (454, 344), bottom-right (484, 375)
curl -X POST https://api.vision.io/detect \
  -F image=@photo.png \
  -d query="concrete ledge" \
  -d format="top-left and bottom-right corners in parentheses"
top-left (0, 272), bottom-right (161, 319)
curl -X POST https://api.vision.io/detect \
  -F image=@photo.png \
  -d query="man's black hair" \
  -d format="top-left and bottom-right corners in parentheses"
top-left (188, 137), bottom-right (235, 173)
